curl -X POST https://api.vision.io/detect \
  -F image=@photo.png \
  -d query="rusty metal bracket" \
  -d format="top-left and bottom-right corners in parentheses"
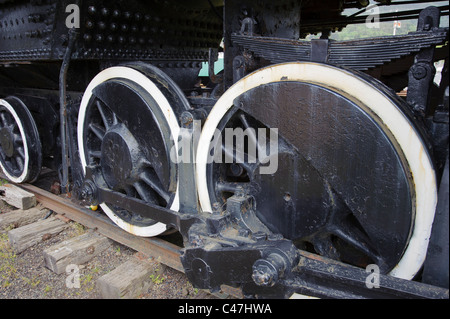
top-left (407, 6), bottom-right (441, 116)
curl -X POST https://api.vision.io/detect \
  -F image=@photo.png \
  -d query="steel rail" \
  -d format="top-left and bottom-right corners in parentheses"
top-left (18, 184), bottom-right (184, 271)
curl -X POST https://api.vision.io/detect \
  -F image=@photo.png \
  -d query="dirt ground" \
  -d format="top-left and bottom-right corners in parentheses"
top-left (0, 199), bottom-right (216, 300)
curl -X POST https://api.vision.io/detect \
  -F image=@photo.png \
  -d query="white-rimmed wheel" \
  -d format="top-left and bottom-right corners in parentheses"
top-left (196, 62), bottom-right (438, 280)
top-left (0, 97), bottom-right (42, 184)
top-left (78, 63), bottom-right (189, 237)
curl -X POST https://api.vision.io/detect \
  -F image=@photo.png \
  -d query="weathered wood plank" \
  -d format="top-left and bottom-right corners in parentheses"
top-left (0, 184), bottom-right (36, 210)
top-left (96, 255), bottom-right (162, 299)
top-left (43, 231), bottom-right (111, 274)
top-left (8, 217), bottom-right (68, 253)
top-left (0, 205), bottom-right (49, 232)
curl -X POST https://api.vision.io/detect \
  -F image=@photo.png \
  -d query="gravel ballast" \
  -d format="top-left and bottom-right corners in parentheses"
top-left (0, 199), bottom-right (216, 299)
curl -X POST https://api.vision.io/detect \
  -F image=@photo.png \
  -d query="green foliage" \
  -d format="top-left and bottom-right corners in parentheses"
top-left (330, 19), bottom-right (418, 41)
top-left (319, 2), bottom-right (449, 41)
top-left (0, 233), bottom-right (17, 288)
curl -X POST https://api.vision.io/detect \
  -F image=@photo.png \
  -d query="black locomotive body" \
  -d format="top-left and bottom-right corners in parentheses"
top-left (0, 0), bottom-right (448, 298)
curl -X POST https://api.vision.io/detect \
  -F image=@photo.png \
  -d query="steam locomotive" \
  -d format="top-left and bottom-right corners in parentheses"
top-left (0, 0), bottom-right (448, 298)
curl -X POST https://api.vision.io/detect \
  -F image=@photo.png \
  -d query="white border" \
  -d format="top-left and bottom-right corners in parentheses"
top-left (0, 99), bottom-right (30, 183)
top-left (196, 62), bottom-right (437, 280)
top-left (78, 67), bottom-right (180, 237)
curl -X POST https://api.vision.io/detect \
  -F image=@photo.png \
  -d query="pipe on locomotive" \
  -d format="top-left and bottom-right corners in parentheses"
top-left (59, 27), bottom-right (78, 194)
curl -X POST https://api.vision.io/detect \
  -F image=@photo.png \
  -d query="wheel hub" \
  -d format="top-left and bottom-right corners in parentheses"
top-left (101, 124), bottom-right (142, 189)
top-left (0, 127), bottom-right (14, 158)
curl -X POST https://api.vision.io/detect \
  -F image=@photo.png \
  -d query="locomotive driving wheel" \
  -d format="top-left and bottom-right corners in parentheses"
top-left (78, 63), bottom-right (189, 237)
top-left (0, 97), bottom-right (42, 184)
top-left (196, 62), bottom-right (438, 279)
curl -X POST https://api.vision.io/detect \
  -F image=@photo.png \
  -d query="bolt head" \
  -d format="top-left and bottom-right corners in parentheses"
top-left (412, 65), bottom-right (428, 80)
top-left (252, 262), bottom-right (278, 287)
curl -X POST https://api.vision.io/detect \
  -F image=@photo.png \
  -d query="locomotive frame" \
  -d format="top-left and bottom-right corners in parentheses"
top-left (0, 0), bottom-right (448, 298)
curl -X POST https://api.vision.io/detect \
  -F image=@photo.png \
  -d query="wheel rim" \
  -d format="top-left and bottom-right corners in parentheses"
top-left (196, 62), bottom-right (437, 279)
top-left (0, 97), bottom-right (42, 184)
top-left (78, 65), bottom-right (187, 237)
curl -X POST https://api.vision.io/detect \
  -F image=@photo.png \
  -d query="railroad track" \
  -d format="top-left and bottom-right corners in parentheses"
top-left (15, 183), bottom-right (243, 299)
top-left (4, 177), bottom-right (448, 299)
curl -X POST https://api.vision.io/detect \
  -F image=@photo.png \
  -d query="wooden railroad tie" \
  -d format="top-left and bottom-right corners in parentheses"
top-left (7, 217), bottom-right (69, 253)
top-left (43, 231), bottom-right (112, 274)
top-left (1, 184), bottom-right (37, 210)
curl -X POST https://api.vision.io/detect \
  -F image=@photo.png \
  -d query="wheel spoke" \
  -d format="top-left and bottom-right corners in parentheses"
top-left (96, 100), bottom-right (112, 130)
top-left (330, 221), bottom-right (385, 269)
top-left (0, 112), bottom-right (9, 126)
top-left (89, 150), bottom-right (102, 159)
top-left (311, 234), bottom-right (341, 260)
top-left (140, 169), bottom-right (170, 203)
top-left (11, 123), bottom-right (19, 134)
top-left (89, 123), bottom-right (106, 141)
top-left (333, 224), bottom-right (370, 253)
top-left (317, 187), bottom-right (386, 268)
top-left (16, 146), bottom-right (25, 159)
top-left (13, 133), bottom-right (23, 143)
top-left (124, 185), bottom-right (137, 197)
top-left (217, 181), bottom-right (249, 193)
top-left (14, 155), bottom-right (24, 171)
top-left (8, 156), bottom-right (16, 169)
top-left (221, 142), bottom-right (256, 174)
top-left (133, 181), bottom-right (156, 204)
top-left (111, 113), bottom-right (119, 126)
top-left (238, 113), bottom-right (260, 154)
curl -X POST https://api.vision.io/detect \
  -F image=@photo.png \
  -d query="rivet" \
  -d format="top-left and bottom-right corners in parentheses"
top-left (88, 6), bottom-right (96, 15)
top-left (95, 34), bottom-right (104, 42)
top-left (83, 34), bottom-right (92, 42)
top-left (112, 10), bottom-right (121, 18)
top-left (110, 23), bottom-right (118, 31)
top-left (85, 20), bottom-right (94, 29)
top-left (123, 12), bottom-right (131, 20)
top-left (101, 7), bottom-right (110, 16)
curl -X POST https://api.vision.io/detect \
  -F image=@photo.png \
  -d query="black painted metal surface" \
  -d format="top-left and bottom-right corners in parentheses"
top-left (0, 0), bottom-right (222, 61)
